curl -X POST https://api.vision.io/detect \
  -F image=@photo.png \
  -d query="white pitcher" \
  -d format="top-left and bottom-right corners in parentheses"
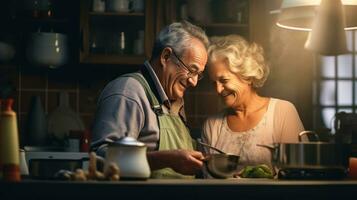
top-left (105, 137), bottom-right (150, 179)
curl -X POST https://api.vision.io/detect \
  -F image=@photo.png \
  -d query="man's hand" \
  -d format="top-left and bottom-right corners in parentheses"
top-left (147, 149), bottom-right (205, 175)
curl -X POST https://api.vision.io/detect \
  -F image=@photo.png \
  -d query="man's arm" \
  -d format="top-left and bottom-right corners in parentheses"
top-left (91, 94), bottom-right (144, 153)
top-left (147, 149), bottom-right (204, 175)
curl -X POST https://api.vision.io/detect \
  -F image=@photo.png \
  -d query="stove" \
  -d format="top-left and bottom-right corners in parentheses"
top-left (278, 168), bottom-right (348, 180)
top-left (25, 151), bottom-right (89, 179)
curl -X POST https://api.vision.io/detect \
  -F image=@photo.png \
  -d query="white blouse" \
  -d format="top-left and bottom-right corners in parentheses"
top-left (201, 98), bottom-right (305, 171)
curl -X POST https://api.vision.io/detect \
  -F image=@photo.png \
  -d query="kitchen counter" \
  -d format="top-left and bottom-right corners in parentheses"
top-left (1, 179), bottom-right (357, 200)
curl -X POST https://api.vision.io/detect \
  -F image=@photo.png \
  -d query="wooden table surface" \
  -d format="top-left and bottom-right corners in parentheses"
top-left (1, 178), bottom-right (357, 200)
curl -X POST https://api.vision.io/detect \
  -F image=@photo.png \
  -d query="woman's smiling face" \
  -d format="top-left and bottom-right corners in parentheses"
top-left (208, 58), bottom-right (252, 109)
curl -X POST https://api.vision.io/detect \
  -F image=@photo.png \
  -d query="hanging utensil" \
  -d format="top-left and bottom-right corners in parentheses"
top-left (196, 139), bottom-right (226, 154)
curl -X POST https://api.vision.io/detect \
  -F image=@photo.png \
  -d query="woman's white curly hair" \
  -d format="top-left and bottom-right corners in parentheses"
top-left (208, 35), bottom-right (270, 89)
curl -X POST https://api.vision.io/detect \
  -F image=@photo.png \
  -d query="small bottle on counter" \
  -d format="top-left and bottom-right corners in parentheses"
top-left (68, 130), bottom-right (82, 152)
top-left (80, 129), bottom-right (91, 152)
top-left (0, 98), bottom-right (21, 182)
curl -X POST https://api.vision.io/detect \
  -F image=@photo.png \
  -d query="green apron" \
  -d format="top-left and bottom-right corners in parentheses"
top-left (126, 73), bottom-right (195, 179)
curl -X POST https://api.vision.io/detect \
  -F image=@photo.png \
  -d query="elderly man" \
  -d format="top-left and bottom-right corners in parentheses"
top-left (91, 21), bottom-right (209, 178)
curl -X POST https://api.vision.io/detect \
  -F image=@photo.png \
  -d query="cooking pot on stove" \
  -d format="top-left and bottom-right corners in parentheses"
top-left (258, 131), bottom-right (351, 172)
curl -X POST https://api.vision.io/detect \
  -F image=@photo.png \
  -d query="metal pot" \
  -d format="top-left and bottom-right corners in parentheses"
top-left (196, 139), bottom-right (240, 178)
top-left (204, 154), bottom-right (240, 179)
top-left (258, 131), bottom-right (351, 171)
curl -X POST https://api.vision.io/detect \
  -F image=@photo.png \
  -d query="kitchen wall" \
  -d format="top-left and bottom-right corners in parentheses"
top-left (0, 0), bottom-right (315, 146)
top-left (1, 63), bottom-right (137, 146)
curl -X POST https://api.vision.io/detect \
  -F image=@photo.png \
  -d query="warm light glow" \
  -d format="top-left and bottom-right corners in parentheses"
top-left (277, 23), bottom-right (357, 31)
top-left (345, 27), bottom-right (357, 30)
top-left (275, 0), bottom-right (357, 31)
top-left (276, 22), bottom-right (311, 31)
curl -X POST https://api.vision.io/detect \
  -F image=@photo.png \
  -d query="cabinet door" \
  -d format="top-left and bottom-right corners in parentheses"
top-left (175, 0), bottom-right (250, 39)
top-left (79, 0), bottom-right (154, 65)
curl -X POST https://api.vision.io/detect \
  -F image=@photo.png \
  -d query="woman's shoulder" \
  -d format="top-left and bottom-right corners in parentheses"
top-left (271, 98), bottom-right (296, 109)
top-left (205, 109), bottom-right (228, 121)
top-left (202, 109), bottom-right (228, 142)
top-left (203, 109), bottom-right (228, 128)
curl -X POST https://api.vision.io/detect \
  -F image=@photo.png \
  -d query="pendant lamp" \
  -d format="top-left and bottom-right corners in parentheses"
top-left (276, 0), bottom-right (357, 31)
top-left (304, 0), bottom-right (349, 55)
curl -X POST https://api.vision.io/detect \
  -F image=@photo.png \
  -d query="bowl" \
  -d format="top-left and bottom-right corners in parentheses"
top-left (26, 32), bottom-right (68, 68)
top-left (205, 153), bottom-right (240, 178)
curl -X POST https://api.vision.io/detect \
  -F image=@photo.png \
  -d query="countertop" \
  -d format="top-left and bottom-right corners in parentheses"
top-left (1, 178), bottom-right (357, 200)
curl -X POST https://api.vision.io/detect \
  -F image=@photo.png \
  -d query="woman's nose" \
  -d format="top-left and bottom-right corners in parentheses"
top-left (215, 83), bottom-right (224, 94)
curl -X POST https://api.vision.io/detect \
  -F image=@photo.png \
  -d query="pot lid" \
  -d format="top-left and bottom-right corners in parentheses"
top-left (111, 136), bottom-right (146, 147)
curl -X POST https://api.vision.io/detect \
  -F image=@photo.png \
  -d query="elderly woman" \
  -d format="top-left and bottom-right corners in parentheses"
top-left (202, 35), bottom-right (304, 173)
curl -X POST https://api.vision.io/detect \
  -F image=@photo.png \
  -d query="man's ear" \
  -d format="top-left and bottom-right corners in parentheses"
top-left (160, 47), bottom-right (172, 67)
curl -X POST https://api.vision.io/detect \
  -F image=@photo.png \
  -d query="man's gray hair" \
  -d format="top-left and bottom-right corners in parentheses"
top-left (151, 20), bottom-right (209, 59)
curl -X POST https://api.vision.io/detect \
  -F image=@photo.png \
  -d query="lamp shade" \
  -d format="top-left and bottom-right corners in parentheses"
top-left (276, 0), bottom-right (357, 31)
top-left (304, 0), bottom-right (349, 55)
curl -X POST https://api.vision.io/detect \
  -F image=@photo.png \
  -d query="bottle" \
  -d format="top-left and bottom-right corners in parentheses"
top-left (133, 30), bottom-right (144, 55)
top-left (45, 0), bottom-right (54, 18)
top-left (80, 129), bottom-right (91, 152)
top-left (0, 98), bottom-right (21, 181)
top-left (119, 31), bottom-right (126, 54)
top-left (25, 96), bottom-right (47, 146)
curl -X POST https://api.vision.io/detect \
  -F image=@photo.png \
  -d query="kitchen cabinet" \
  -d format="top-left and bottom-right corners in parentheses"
top-left (79, 0), bottom-right (155, 65)
top-left (0, 0), bottom-right (78, 68)
top-left (174, 0), bottom-right (250, 39)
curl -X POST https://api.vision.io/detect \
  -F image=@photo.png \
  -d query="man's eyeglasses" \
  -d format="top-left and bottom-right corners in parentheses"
top-left (170, 48), bottom-right (204, 80)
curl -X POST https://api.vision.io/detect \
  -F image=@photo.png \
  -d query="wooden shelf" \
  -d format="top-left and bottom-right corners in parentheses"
top-left (21, 18), bottom-right (69, 23)
top-left (80, 54), bottom-right (146, 65)
top-left (89, 12), bottom-right (145, 16)
top-left (80, 0), bottom-right (155, 65)
top-left (199, 23), bottom-right (248, 28)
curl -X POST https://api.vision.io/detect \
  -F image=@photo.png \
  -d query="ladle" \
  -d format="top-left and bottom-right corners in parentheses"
top-left (196, 139), bottom-right (226, 154)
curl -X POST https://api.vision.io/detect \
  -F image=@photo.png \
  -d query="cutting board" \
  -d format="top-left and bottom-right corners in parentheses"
top-left (47, 92), bottom-right (85, 141)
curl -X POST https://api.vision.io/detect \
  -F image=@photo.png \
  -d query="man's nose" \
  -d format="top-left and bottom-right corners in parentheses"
top-left (188, 76), bottom-right (198, 87)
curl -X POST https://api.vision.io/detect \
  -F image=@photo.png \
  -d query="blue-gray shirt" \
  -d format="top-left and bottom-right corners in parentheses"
top-left (91, 61), bottom-right (186, 153)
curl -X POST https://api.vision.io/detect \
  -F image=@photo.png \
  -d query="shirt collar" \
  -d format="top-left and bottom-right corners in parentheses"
top-left (143, 61), bottom-right (171, 107)
top-left (143, 61), bottom-right (187, 122)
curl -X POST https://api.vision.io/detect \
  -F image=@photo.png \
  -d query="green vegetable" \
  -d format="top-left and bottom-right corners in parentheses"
top-left (258, 164), bottom-right (273, 175)
top-left (240, 166), bottom-right (254, 177)
top-left (239, 164), bottom-right (274, 178)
